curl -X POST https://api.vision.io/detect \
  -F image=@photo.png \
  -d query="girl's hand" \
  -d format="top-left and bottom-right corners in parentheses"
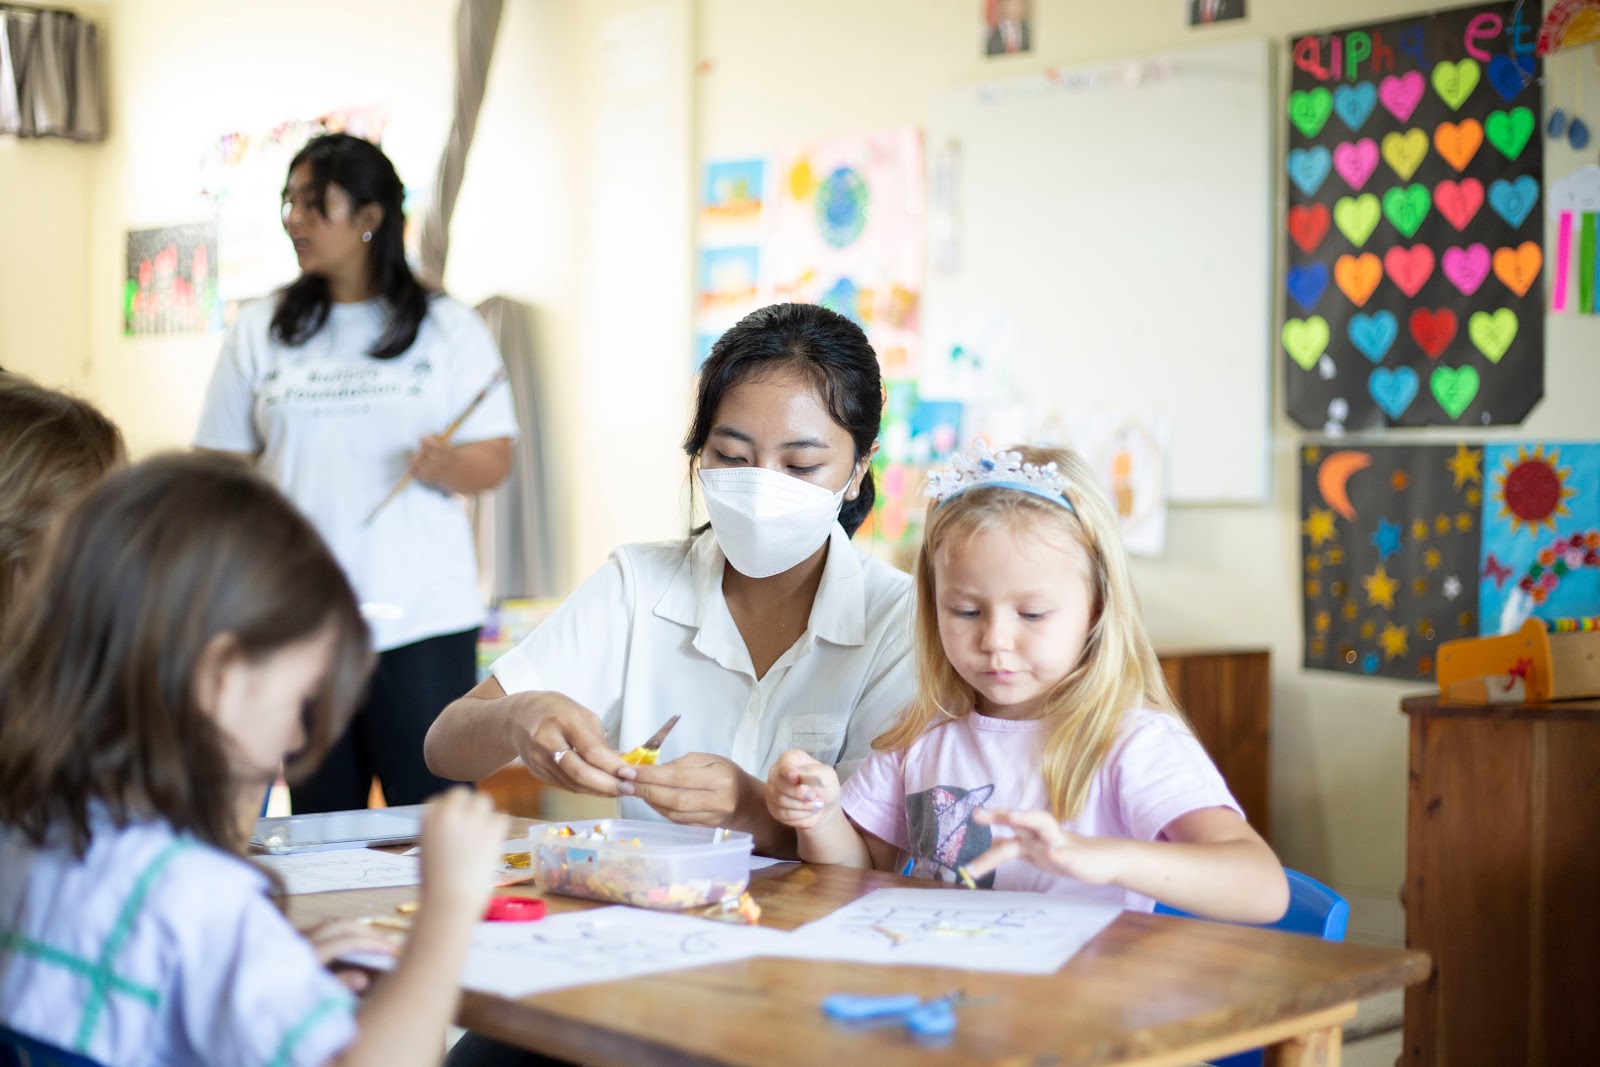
top-left (764, 749), bottom-right (840, 831)
top-left (409, 434), bottom-right (454, 488)
top-left (417, 788), bottom-right (507, 917)
top-left (617, 752), bottom-right (763, 829)
top-left (965, 808), bottom-right (1125, 886)
top-left (303, 919), bottom-right (397, 994)
top-left (506, 692), bottom-right (625, 798)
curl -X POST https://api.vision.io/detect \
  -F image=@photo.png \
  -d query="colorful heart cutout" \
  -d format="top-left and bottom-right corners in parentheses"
top-left (1486, 107), bottom-right (1535, 160)
top-left (1431, 365), bottom-right (1480, 420)
top-left (1288, 203), bottom-right (1331, 253)
top-left (1283, 316), bottom-right (1330, 371)
top-left (1335, 253), bottom-right (1383, 307)
top-left (1409, 307), bottom-right (1458, 359)
top-left (1288, 146), bottom-right (1333, 197)
top-left (1433, 120), bottom-right (1484, 172)
top-left (1383, 184), bottom-right (1432, 238)
top-left (1468, 308), bottom-right (1518, 363)
top-left (1289, 88), bottom-right (1334, 138)
top-left (1435, 178), bottom-right (1484, 231)
top-left (1432, 59), bottom-right (1481, 111)
top-left (1383, 244), bottom-right (1435, 297)
top-left (1287, 263), bottom-right (1329, 312)
top-left (1349, 311), bottom-right (1398, 363)
top-left (1492, 242), bottom-right (1542, 296)
top-left (1488, 176), bottom-right (1539, 228)
top-left (1441, 244), bottom-right (1491, 295)
top-left (1369, 366), bottom-right (1419, 419)
top-left (1486, 54), bottom-right (1527, 103)
top-left (1334, 82), bottom-right (1379, 130)
top-left (1334, 194), bottom-right (1381, 247)
top-left (1378, 72), bottom-right (1425, 122)
top-left (1380, 129), bottom-right (1429, 181)
top-left (1333, 139), bottom-right (1379, 191)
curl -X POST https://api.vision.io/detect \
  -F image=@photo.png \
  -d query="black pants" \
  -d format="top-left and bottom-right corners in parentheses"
top-left (290, 627), bottom-right (476, 813)
top-left (443, 1032), bottom-right (574, 1067)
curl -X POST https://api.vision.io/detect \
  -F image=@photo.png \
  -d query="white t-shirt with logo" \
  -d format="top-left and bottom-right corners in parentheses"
top-left (195, 295), bottom-right (518, 651)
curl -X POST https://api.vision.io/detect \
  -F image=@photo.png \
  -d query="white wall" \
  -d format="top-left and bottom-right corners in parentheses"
top-left (695, 0), bottom-right (1600, 943)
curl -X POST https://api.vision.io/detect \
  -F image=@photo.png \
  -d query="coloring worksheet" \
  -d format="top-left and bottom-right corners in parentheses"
top-left (775, 888), bottom-right (1123, 973)
top-left (342, 905), bottom-right (793, 998)
top-left (253, 849), bottom-right (421, 894)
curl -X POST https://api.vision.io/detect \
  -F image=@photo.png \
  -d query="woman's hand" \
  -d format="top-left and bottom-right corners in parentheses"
top-left (409, 434), bottom-right (455, 488)
top-left (303, 919), bottom-right (398, 994)
top-left (964, 808), bottom-right (1125, 886)
top-left (765, 749), bottom-right (840, 832)
top-left (506, 692), bottom-right (626, 798)
top-left (409, 436), bottom-right (513, 494)
top-left (616, 752), bottom-right (763, 827)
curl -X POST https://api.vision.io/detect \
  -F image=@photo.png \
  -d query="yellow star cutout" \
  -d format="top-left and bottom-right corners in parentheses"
top-left (1360, 620), bottom-right (1376, 640)
top-left (1446, 444), bottom-right (1482, 490)
top-left (1343, 600), bottom-right (1360, 620)
top-left (1364, 564), bottom-right (1399, 610)
top-left (1325, 546), bottom-right (1346, 566)
top-left (1306, 579), bottom-right (1321, 598)
top-left (1455, 511), bottom-right (1474, 532)
top-left (1303, 506), bottom-right (1338, 547)
top-left (1379, 622), bottom-right (1410, 660)
top-left (1305, 555), bottom-right (1322, 574)
top-left (1412, 577), bottom-right (1428, 595)
top-left (1435, 514), bottom-right (1452, 535)
top-left (1314, 610), bottom-right (1331, 634)
top-left (1465, 487), bottom-right (1481, 507)
top-left (1423, 548), bottom-right (1442, 571)
top-left (1303, 446), bottom-right (1321, 464)
top-left (1411, 518), bottom-right (1430, 541)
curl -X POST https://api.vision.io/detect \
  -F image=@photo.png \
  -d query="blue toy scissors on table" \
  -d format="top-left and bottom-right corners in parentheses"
top-left (821, 991), bottom-right (980, 1038)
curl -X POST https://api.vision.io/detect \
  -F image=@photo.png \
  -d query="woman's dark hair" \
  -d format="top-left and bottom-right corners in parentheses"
top-left (684, 302), bottom-right (883, 537)
top-left (0, 453), bottom-right (374, 857)
top-left (270, 133), bottom-right (430, 360)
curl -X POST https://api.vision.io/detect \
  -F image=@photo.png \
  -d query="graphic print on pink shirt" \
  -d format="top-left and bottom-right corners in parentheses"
top-left (906, 782), bottom-right (996, 887)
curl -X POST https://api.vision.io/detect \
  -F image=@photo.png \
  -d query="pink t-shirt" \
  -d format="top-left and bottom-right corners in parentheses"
top-left (840, 706), bottom-right (1242, 911)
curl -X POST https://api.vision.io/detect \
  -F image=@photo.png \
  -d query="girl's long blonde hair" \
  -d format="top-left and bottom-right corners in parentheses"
top-left (875, 445), bottom-right (1180, 821)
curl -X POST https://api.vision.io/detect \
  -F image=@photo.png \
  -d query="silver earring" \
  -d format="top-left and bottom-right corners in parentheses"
top-left (362, 231), bottom-right (372, 243)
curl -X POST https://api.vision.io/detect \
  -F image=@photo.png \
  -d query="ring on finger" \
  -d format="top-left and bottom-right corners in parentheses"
top-left (553, 748), bottom-right (570, 765)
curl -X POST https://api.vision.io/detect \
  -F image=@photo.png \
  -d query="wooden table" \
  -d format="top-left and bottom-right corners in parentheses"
top-left (288, 822), bottom-right (1428, 1067)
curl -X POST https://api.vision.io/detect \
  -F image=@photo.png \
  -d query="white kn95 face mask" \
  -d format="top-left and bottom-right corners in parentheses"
top-left (697, 465), bottom-right (847, 578)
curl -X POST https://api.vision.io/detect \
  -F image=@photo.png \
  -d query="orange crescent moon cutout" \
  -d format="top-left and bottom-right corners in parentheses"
top-left (1318, 451), bottom-right (1372, 522)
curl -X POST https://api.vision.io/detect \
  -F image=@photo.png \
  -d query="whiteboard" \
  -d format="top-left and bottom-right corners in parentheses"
top-left (926, 38), bottom-right (1273, 504)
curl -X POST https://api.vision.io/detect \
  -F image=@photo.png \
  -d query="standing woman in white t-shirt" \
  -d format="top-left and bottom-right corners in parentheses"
top-left (426, 302), bottom-right (915, 860)
top-left (195, 133), bottom-right (518, 814)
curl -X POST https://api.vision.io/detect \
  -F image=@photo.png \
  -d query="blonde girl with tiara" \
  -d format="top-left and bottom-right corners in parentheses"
top-left (766, 443), bottom-right (1288, 921)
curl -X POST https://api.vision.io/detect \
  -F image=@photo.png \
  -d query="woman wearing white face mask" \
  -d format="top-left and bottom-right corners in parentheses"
top-left (424, 303), bottom-right (913, 858)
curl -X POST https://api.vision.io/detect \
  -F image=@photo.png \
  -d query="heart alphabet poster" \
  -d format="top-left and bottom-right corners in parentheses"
top-left (1283, 4), bottom-right (1544, 430)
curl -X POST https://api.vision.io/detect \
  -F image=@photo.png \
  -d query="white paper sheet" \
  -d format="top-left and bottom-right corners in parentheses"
top-left (254, 849), bottom-right (421, 895)
top-left (774, 888), bottom-right (1122, 973)
top-left (342, 905), bottom-right (792, 998)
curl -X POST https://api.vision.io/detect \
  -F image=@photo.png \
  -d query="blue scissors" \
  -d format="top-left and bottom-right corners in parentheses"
top-left (821, 991), bottom-right (974, 1038)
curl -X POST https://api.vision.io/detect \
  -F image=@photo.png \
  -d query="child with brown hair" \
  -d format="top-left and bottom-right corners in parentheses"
top-left (0, 452), bottom-right (509, 1066)
top-left (0, 371), bottom-right (124, 611)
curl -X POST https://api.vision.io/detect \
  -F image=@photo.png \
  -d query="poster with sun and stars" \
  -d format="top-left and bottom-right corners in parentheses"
top-left (1301, 443), bottom-right (1484, 680)
top-left (1479, 443), bottom-right (1600, 634)
top-left (1282, 3), bottom-right (1545, 431)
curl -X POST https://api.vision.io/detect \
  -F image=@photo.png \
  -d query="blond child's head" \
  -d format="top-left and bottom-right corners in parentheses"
top-left (0, 373), bottom-right (125, 611)
top-left (877, 442), bottom-right (1175, 820)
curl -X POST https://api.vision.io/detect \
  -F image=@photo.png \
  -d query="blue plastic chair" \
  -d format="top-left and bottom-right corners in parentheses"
top-left (0, 1025), bottom-right (107, 1067)
top-left (1153, 869), bottom-right (1349, 1067)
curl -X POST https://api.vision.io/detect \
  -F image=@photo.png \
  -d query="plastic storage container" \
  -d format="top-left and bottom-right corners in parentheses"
top-left (529, 819), bottom-right (753, 909)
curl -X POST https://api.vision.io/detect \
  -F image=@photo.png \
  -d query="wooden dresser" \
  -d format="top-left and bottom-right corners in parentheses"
top-left (1157, 647), bottom-right (1271, 841)
top-left (1400, 694), bottom-right (1600, 1066)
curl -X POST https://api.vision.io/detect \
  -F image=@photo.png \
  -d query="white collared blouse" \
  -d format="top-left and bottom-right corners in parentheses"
top-left (492, 525), bottom-right (915, 822)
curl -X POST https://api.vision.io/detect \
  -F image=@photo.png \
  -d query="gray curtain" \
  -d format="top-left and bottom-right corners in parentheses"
top-left (0, 6), bottom-right (104, 141)
top-left (418, 0), bottom-right (558, 597)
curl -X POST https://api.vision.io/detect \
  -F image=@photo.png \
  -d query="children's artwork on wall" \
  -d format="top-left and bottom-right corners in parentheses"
top-left (982, 0), bottom-right (1033, 57)
top-left (123, 223), bottom-right (222, 336)
top-left (1300, 443), bottom-right (1484, 680)
top-left (1072, 413), bottom-right (1170, 557)
top-left (765, 128), bottom-right (925, 380)
top-left (1479, 443), bottom-right (1600, 633)
top-left (1189, 0), bottom-right (1246, 27)
top-left (920, 309), bottom-right (1018, 403)
top-left (197, 107), bottom-right (388, 315)
top-left (1546, 166), bottom-right (1600, 311)
top-left (701, 159), bottom-right (764, 230)
top-left (1282, 4), bottom-right (1544, 430)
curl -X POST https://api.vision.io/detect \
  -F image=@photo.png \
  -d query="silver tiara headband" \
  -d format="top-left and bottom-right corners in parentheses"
top-left (924, 440), bottom-right (1075, 513)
